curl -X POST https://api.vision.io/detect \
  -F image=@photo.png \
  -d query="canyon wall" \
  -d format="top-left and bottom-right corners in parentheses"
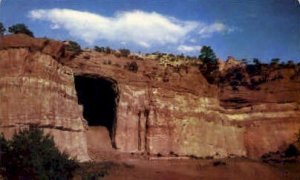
top-left (0, 35), bottom-right (89, 161)
top-left (67, 50), bottom-right (300, 158)
top-left (1, 35), bottom-right (299, 160)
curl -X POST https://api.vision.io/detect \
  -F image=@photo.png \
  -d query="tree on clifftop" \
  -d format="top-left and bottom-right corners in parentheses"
top-left (0, 22), bottom-right (5, 35)
top-left (8, 23), bottom-right (34, 37)
top-left (65, 40), bottom-right (81, 52)
top-left (198, 46), bottom-right (219, 84)
top-left (199, 46), bottom-right (217, 65)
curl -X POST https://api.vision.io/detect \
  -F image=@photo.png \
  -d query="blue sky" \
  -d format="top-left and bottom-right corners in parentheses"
top-left (0, 0), bottom-right (299, 62)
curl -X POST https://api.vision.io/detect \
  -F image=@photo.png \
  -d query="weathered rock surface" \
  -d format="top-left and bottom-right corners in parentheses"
top-left (66, 50), bottom-right (300, 158)
top-left (0, 34), bottom-right (89, 161)
top-left (0, 35), bottom-right (299, 160)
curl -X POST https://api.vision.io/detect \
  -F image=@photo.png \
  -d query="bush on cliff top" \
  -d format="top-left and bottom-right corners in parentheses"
top-left (0, 126), bottom-right (79, 179)
top-left (0, 22), bottom-right (5, 35)
top-left (65, 40), bottom-right (82, 53)
top-left (8, 23), bottom-right (34, 37)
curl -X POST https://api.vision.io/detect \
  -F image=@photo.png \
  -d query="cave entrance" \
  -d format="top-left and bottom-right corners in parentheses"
top-left (74, 75), bottom-right (118, 148)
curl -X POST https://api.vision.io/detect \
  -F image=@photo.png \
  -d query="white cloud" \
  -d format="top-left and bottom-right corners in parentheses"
top-left (177, 45), bottom-right (202, 53)
top-left (29, 8), bottom-right (198, 46)
top-left (28, 8), bottom-right (233, 48)
top-left (198, 22), bottom-right (233, 38)
top-left (50, 24), bottom-right (60, 29)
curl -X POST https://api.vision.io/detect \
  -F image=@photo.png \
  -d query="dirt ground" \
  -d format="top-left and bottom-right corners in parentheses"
top-left (74, 150), bottom-right (300, 180)
top-left (78, 128), bottom-right (300, 179)
top-left (104, 159), bottom-right (281, 180)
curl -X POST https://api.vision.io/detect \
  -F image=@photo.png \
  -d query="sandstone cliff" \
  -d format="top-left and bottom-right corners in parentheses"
top-left (0, 35), bottom-right (299, 160)
top-left (0, 34), bottom-right (89, 161)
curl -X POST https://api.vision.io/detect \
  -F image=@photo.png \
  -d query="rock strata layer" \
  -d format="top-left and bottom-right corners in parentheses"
top-left (0, 35), bottom-right (89, 161)
top-left (1, 35), bottom-right (299, 160)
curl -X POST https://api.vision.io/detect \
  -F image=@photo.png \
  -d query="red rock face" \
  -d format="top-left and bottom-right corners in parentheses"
top-left (1, 35), bottom-right (299, 160)
top-left (66, 50), bottom-right (300, 159)
top-left (0, 35), bottom-right (89, 161)
top-left (219, 80), bottom-right (300, 157)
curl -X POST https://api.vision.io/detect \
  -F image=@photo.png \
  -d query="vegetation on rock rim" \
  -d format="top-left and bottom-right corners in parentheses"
top-left (1, 22), bottom-right (299, 89)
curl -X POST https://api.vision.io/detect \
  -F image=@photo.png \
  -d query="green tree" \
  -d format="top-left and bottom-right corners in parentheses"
top-left (246, 58), bottom-right (262, 75)
top-left (270, 58), bottom-right (280, 68)
top-left (199, 46), bottom-right (217, 65)
top-left (253, 58), bottom-right (261, 66)
top-left (0, 22), bottom-right (5, 35)
top-left (65, 40), bottom-right (81, 52)
top-left (198, 46), bottom-right (219, 84)
top-left (287, 60), bottom-right (295, 68)
top-left (271, 58), bottom-right (280, 65)
top-left (119, 49), bottom-right (130, 57)
top-left (241, 58), bottom-right (248, 65)
top-left (0, 127), bottom-right (78, 179)
top-left (94, 46), bottom-right (105, 52)
top-left (8, 23), bottom-right (34, 37)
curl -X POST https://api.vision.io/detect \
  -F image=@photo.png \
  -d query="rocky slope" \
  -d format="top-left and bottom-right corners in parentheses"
top-left (0, 34), bottom-right (299, 160)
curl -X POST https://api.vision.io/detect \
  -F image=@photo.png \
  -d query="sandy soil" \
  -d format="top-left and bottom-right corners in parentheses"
top-left (73, 148), bottom-right (300, 180)
top-left (80, 128), bottom-right (298, 180)
top-left (103, 158), bottom-right (286, 180)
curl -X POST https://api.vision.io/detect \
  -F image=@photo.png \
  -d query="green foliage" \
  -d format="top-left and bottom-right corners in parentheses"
top-left (0, 22), bottom-right (5, 35)
top-left (198, 46), bottom-right (219, 84)
top-left (0, 127), bottom-right (79, 179)
top-left (287, 60), bottom-right (295, 68)
top-left (119, 49), bottom-right (130, 57)
top-left (0, 134), bottom-right (9, 175)
top-left (8, 23), bottom-right (34, 37)
top-left (271, 58), bottom-right (280, 66)
top-left (126, 61), bottom-right (138, 73)
top-left (94, 46), bottom-right (112, 53)
top-left (253, 58), bottom-right (261, 65)
top-left (66, 40), bottom-right (81, 52)
top-left (129, 62), bottom-right (138, 72)
top-left (94, 46), bottom-right (105, 52)
top-left (246, 58), bottom-right (263, 76)
top-left (199, 46), bottom-right (217, 64)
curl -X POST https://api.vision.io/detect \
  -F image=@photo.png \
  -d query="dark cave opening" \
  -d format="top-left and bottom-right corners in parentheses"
top-left (74, 75), bottom-right (118, 146)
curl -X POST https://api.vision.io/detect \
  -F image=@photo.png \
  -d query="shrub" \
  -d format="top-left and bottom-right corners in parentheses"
top-left (287, 60), bottom-right (295, 68)
top-left (105, 47), bottom-right (112, 54)
top-left (65, 40), bottom-right (81, 53)
top-left (95, 46), bottom-right (112, 54)
top-left (119, 49), bottom-right (130, 57)
top-left (246, 58), bottom-right (263, 76)
top-left (94, 46), bottom-right (105, 52)
top-left (8, 23), bottom-right (34, 37)
top-left (0, 22), bottom-right (5, 35)
top-left (0, 127), bottom-right (79, 179)
top-left (127, 61), bottom-right (138, 73)
top-left (271, 58), bottom-right (280, 68)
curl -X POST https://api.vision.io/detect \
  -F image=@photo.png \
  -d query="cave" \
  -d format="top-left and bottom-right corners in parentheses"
top-left (74, 75), bottom-right (118, 147)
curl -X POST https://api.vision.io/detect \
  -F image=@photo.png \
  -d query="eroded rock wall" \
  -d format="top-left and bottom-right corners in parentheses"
top-left (67, 50), bottom-right (300, 159)
top-left (1, 35), bottom-right (299, 160)
top-left (0, 35), bottom-right (89, 161)
top-left (65, 52), bottom-right (240, 158)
